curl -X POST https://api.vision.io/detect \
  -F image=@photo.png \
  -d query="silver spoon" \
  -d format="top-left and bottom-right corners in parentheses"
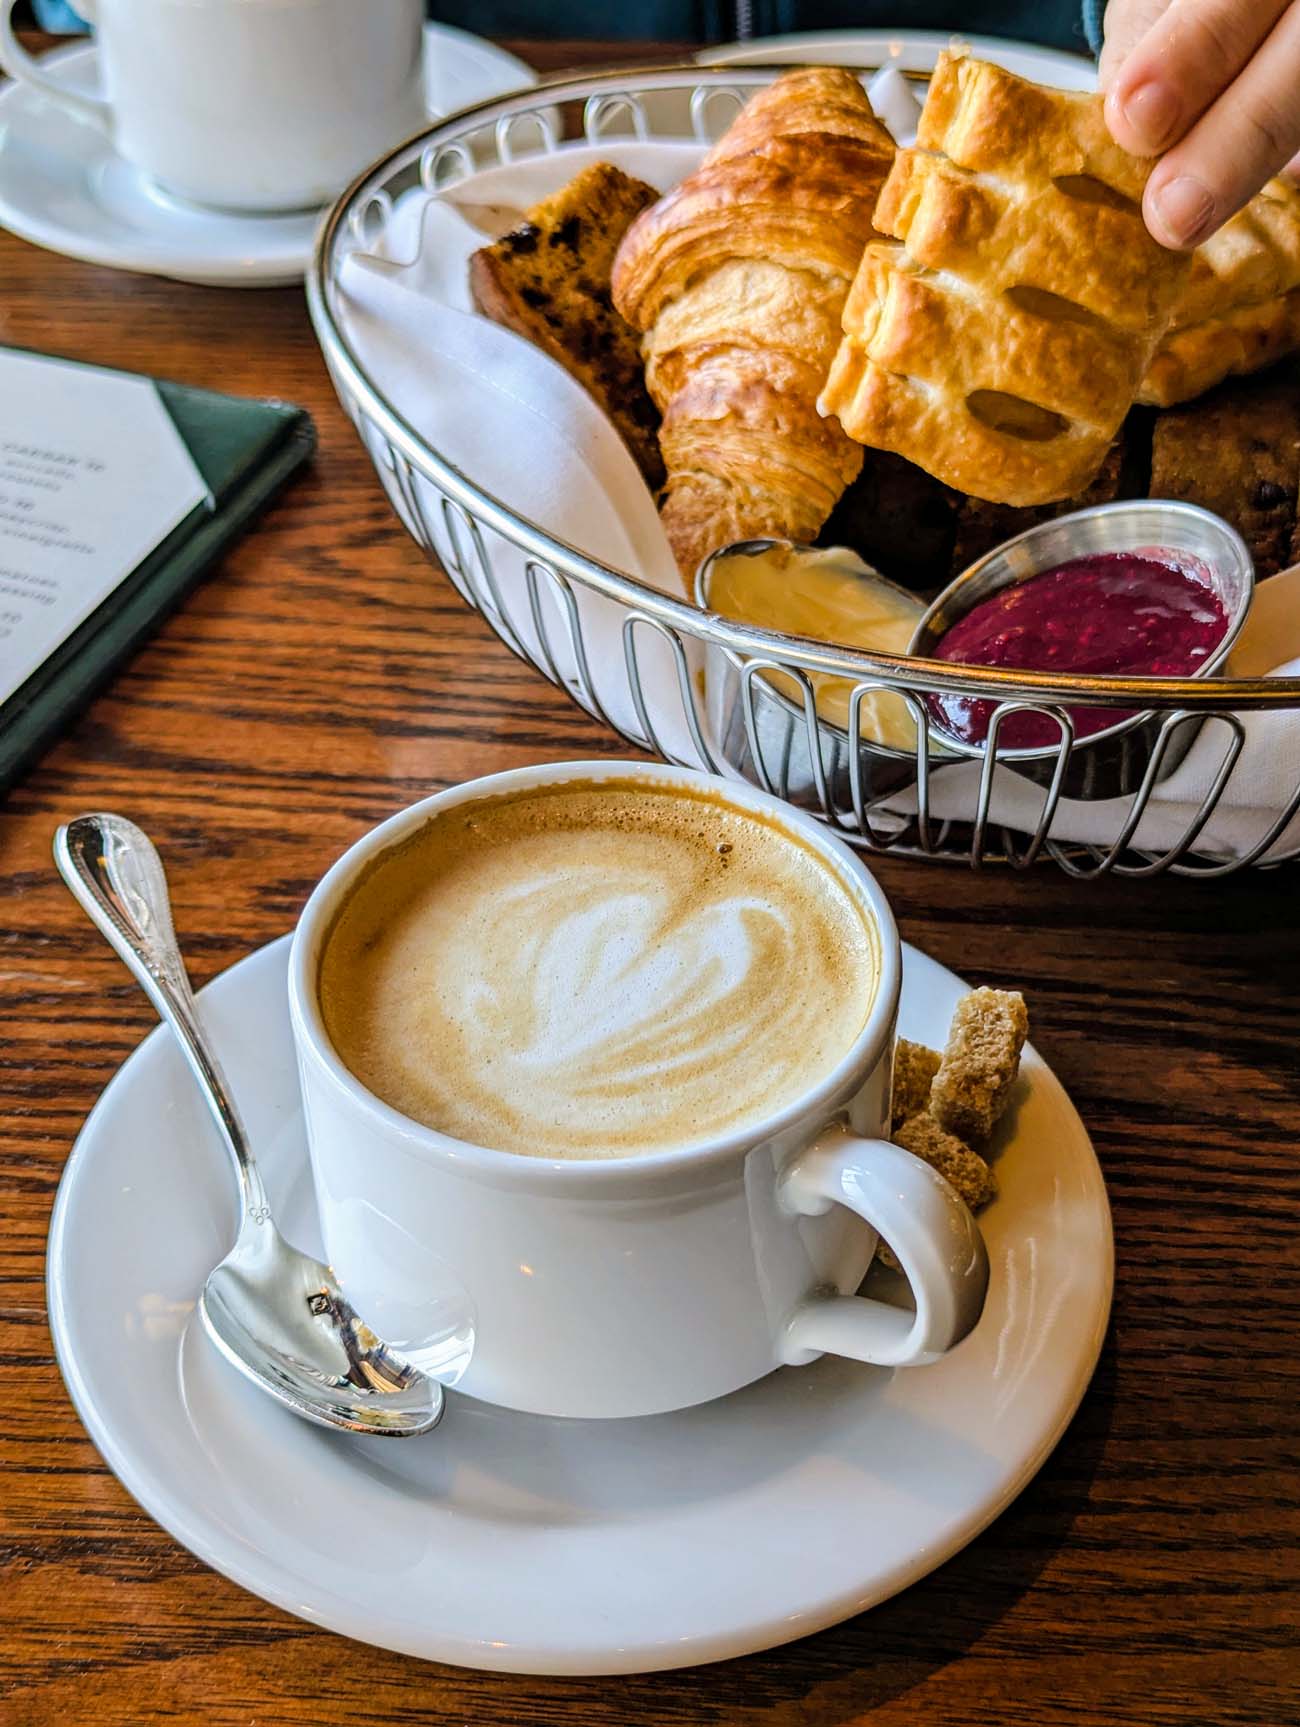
top-left (55, 813), bottom-right (444, 1439)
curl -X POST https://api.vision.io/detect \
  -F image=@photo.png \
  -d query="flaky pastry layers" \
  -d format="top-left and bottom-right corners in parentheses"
top-left (1139, 175), bottom-right (1300, 406)
top-left (819, 53), bottom-right (1189, 507)
top-left (611, 68), bottom-right (896, 579)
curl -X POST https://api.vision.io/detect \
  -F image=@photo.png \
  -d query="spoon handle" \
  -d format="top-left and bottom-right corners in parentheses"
top-left (54, 813), bottom-right (269, 1226)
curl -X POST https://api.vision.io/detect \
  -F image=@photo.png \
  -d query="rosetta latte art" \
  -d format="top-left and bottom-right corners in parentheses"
top-left (459, 875), bottom-right (810, 1109)
top-left (319, 780), bottom-right (878, 1158)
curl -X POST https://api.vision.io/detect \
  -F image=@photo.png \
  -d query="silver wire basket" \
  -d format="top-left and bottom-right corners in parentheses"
top-left (308, 63), bottom-right (1300, 878)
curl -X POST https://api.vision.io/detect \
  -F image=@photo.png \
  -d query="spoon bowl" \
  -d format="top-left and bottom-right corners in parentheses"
top-left (198, 1222), bottom-right (440, 1437)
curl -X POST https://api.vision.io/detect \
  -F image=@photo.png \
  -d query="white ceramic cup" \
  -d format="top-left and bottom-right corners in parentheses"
top-left (288, 760), bottom-right (990, 1420)
top-left (0, 0), bottom-right (427, 213)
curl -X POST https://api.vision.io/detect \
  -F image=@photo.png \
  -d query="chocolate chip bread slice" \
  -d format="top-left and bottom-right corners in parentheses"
top-left (469, 163), bottom-right (665, 489)
top-left (1150, 364), bottom-right (1300, 578)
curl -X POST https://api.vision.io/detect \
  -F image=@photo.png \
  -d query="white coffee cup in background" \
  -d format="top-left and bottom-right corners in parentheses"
top-left (289, 759), bottom-right (991, 1421)
top-left (0, 0), bottom-right (428, 213)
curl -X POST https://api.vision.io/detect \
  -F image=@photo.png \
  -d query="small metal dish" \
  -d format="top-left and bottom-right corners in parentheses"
top-left (909, 501), bottom-right (1255, 801)
top-left (695, 538), bottom-right (940, 809)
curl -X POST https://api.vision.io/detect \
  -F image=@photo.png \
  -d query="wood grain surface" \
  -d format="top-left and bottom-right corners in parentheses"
top-left (2, 33), bottom-right (1298, 1727)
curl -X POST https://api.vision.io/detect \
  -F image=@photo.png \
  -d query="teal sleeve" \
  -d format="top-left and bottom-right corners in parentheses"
top-left (1083, 0), bottom-right (1105, 55)
top-left (427, 0), bottom-right (1097, 51)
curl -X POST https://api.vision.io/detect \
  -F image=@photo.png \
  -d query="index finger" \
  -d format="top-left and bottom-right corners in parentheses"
top-left (1098, 0), bottom-right (1171, 90)
top-left (1104, 0), bottom-right (1290, 156)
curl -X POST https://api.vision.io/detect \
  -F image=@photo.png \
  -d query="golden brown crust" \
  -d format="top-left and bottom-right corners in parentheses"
top-left (656, 346), bottom-right (865, 568)
top-left (1170, 177), bottom-right (1300, 328)
top-left (615, 71), bottom-right (895, 332)
top-left (701, 65), bottom-right (895, 173)
top-left (820, 52), bottom-right (1188, 508)
top-left (1140, 290), bottom-right (1300, 409)
top-left (469, 163), bottom-right (664, 488)
top-left (931, 986), bottom-right (1028, 1145)
top-left (915, 51), bottom-right (1149, 199)
top-left (1139, 178), bottom-right (1300, 407)
top-left (873, 152), bottom-right (1174, 334)
top-left (612, 68), bottom-right (894, 580)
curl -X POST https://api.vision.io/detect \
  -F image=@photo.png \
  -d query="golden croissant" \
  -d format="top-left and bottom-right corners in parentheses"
top-left (611, 67), bottom-right (896, 581)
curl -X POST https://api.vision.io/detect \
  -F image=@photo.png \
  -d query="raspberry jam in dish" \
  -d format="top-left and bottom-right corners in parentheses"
top-left (928, 551), bottom-right (1231, 750)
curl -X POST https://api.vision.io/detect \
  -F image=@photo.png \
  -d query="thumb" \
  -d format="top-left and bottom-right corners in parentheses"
top-left (1098, 0), bottom-right (1174, 90)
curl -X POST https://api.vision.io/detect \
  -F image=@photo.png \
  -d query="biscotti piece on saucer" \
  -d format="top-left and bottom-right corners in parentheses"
top-left (891, 1037), bottom-right (941, 1129)
top-left (469, 162), bottom-right (665, 488)
top-left (877, 1109), bottom-right (995, 1267)
top-left (931, 986), bottom-right (1028, 1144)
top-left (894, 1111), bottom-right (997, 1210)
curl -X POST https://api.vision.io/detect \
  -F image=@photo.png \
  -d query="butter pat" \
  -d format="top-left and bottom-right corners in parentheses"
top-left (704, 543), bottom-right (927, 751)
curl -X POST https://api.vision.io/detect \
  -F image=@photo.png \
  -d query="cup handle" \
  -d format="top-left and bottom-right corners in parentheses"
top-left (0, 1), bottom-right (112, 134)
top-left (778, 1122), bottom-right (989, 1368)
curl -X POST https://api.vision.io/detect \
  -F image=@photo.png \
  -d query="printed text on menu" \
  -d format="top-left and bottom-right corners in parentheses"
top-left (0, 349), bottom-right (208, 708)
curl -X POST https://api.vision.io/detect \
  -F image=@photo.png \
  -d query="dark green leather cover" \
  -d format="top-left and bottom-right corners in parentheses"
top-left (0, 349), bottom-right (315, 792)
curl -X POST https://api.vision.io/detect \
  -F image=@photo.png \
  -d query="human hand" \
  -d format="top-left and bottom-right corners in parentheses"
top-left (1100, 0), bottom-right (1300, 248)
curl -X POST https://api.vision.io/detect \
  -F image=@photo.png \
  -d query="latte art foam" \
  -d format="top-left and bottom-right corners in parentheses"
top-left (318, 781), bottom-right (878, 1158)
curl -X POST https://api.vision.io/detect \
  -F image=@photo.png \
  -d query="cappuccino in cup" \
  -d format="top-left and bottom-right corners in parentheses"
top-left (291, 761), bottom-right (988, 1418)
top-left (318, 777), bottom-right (879, 1158)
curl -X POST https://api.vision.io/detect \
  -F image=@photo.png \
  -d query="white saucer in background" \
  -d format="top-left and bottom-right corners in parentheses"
top-left (48, 933), bottom-right (1111, 1675)
top-left (0, 25), bottom-right (536, 287)
top-left (698, 29), bottom-right (1097, 90)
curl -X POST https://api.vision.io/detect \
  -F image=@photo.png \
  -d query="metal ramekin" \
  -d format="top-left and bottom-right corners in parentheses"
top-left (695, 538), bottom-right (942, 809)
top-left (909, 501), bottom-right (1255, 801)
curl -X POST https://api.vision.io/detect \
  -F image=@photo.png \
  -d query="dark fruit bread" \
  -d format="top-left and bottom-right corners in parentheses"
top-left (469, 164), bottom-right (665, 490)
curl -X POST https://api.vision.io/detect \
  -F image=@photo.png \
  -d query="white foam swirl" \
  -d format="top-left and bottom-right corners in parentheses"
top-left (458, 870), bottom-right (792, 1092)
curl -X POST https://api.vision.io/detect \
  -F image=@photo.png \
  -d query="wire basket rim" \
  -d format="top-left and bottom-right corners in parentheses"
top-left (307, 61), bottom-right (1300, 714)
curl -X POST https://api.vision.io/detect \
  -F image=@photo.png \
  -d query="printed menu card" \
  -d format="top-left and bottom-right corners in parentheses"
top-left (0, 346), bottom-right (313, 789)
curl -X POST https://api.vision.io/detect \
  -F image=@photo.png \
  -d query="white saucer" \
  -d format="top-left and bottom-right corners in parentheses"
top-left (0, 25), bottom-right (535, 287)
top-left (48, 934), bottom-right (1111, 1675)
top-left (699, 29), bottom-right (1097, 90)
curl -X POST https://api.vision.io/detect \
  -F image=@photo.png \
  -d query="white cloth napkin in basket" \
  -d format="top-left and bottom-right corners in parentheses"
top-left (338, 145), bottom-right (696, 599)
top-left (336, 141), bottom-right (715, 766)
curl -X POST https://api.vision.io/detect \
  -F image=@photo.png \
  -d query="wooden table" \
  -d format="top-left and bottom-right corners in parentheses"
top-left (2, 34), bottom-right (1298, 1727)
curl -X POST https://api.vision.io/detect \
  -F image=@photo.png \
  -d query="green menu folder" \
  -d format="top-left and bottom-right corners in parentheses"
top-left (0, 346), bottom-right (315, 792)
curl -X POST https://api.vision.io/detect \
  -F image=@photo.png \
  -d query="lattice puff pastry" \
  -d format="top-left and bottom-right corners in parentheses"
top-left (611, 69), bottom-right (896, 579)
top-left (819, 53), bottom-right (1190, 507)
top-left (1139, 176), bottom-right (1300, 406)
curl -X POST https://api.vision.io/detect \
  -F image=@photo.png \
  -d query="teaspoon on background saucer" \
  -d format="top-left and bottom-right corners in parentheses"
top-left (54, 813), bottom-right (444, 1439)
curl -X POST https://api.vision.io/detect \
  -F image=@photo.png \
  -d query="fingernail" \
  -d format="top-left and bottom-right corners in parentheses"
top-left (1151, 175), bottom-right (1215, 247)
top-left (1118, 80), bottom-right (1179, 152)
